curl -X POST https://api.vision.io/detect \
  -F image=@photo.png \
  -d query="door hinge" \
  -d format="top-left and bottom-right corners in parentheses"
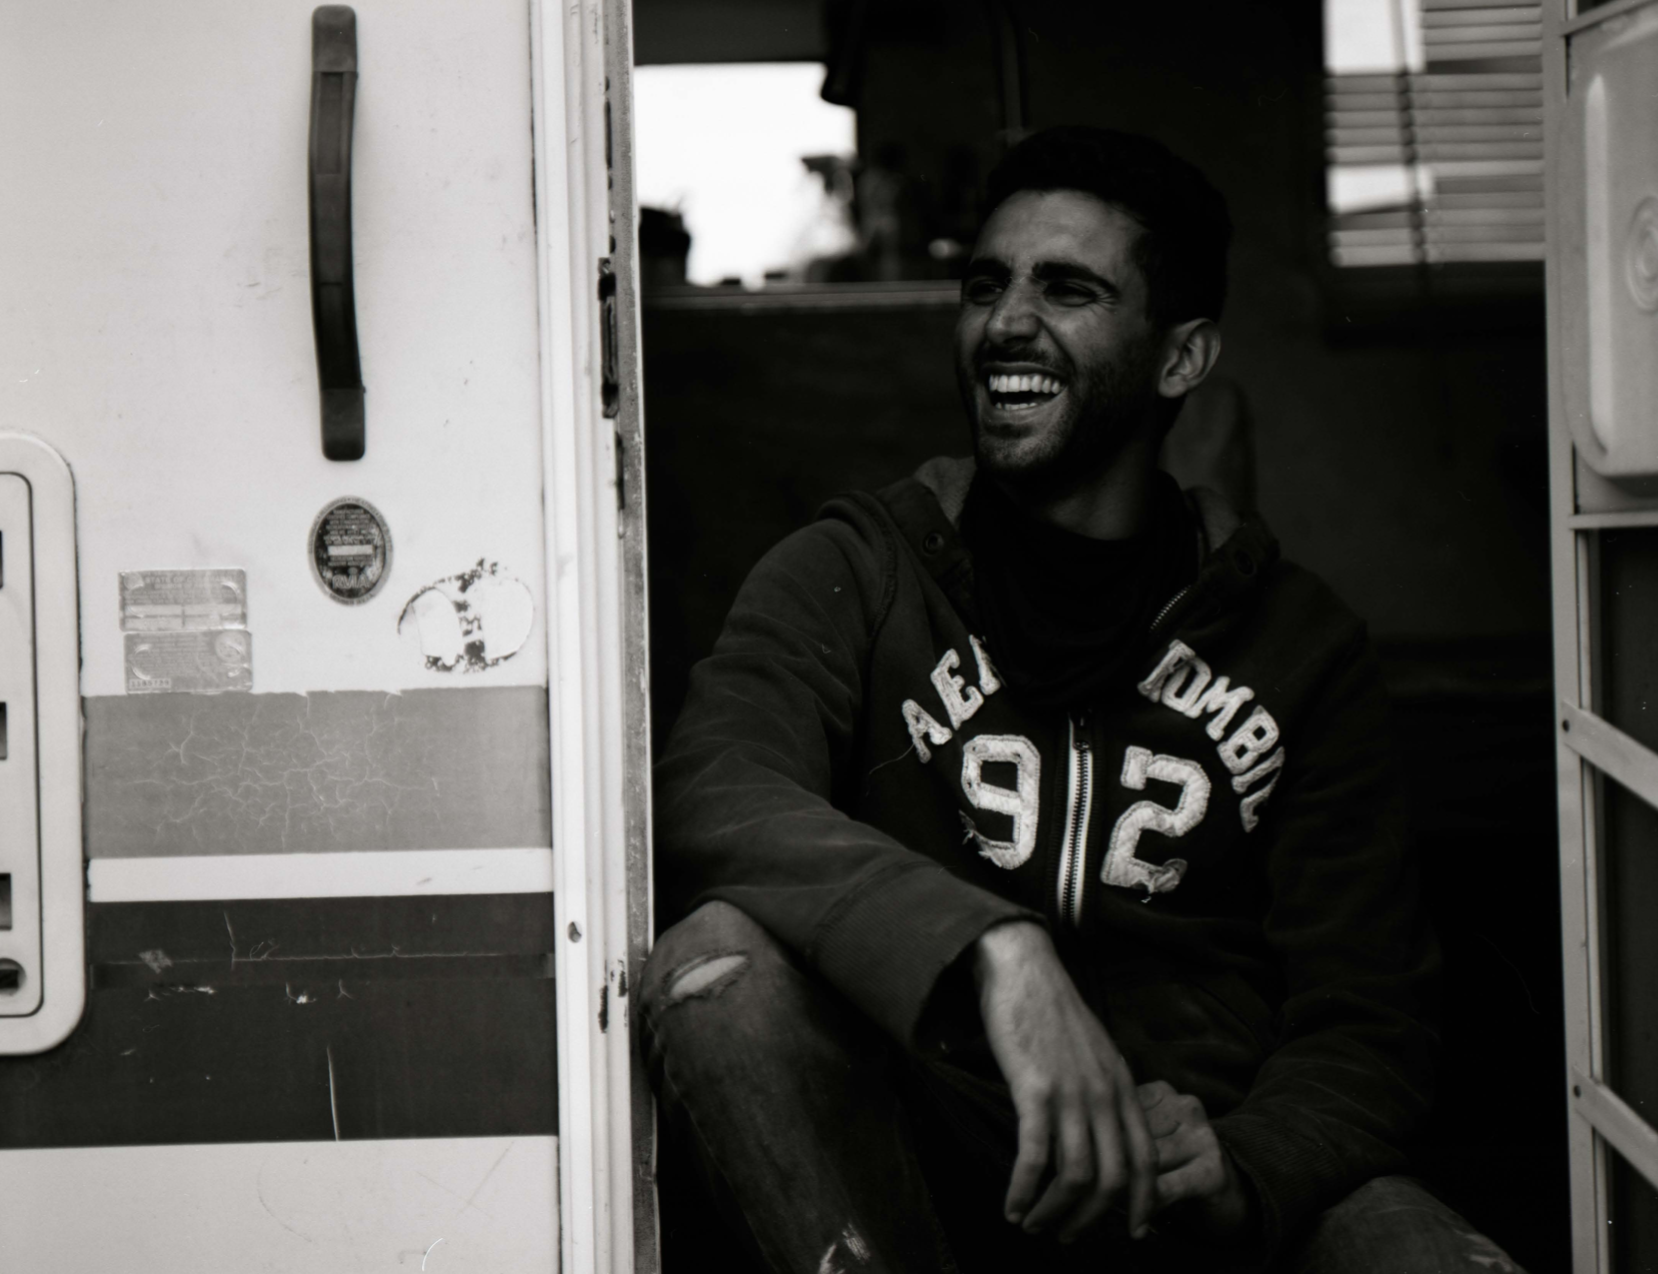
top-left (598, 256), bottom-right (620, 419)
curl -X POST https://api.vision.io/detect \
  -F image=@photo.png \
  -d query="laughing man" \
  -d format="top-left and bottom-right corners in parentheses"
top-left (641, 126), bottom-right (1525, 1274)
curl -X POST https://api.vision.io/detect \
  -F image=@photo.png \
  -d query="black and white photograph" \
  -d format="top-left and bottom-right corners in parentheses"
top-left (0, 0), bottom-right (1637, 1271)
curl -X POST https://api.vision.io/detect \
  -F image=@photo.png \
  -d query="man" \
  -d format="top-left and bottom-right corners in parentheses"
top-left (642, 127), bottom-right (1524, 1273)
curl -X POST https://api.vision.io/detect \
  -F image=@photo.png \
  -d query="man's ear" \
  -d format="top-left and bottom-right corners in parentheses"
top-left (1156, 318), bottom-right (1222, 400)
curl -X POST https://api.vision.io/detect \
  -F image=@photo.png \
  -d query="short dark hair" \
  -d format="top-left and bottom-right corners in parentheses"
top-left (983, 126), bottom-right (1232, 329)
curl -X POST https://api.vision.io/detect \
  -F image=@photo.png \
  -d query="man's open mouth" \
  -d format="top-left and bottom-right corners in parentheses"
top-left (985, 371), bottom-right (1064, 412)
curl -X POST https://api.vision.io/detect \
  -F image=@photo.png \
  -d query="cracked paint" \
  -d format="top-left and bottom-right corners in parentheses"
top-left (398, 560), bottom-right (534, 673)
top-left (84, 688), bottom-right (550, 857)
top-left (138, 949), bottom-right (172, 973)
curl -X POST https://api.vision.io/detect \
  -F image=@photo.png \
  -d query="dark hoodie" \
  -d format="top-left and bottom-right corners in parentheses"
top-left (653, 456), bottom-right (1439, 1262)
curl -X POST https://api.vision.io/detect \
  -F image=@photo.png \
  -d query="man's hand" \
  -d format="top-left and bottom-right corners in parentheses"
top-left (973, 921), bottom-right (1157, 1243)
top-left (1136, 1080), bottom-right (1253, 1241)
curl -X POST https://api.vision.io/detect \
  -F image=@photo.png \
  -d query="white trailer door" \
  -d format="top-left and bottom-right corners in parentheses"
top-left (0, 1), bottom-right (650, 1270)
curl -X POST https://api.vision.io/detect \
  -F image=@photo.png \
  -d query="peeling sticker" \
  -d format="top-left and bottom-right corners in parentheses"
top-left (125, 629), bottom-right (252, 694)
top-left (119, 569), bottom-right (246, 632)
top-left (398, 560), bottom-right (534, 672)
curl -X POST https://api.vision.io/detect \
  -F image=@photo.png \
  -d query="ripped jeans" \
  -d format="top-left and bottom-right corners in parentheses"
top-left (640, 901), bottom-right (1527, 1274)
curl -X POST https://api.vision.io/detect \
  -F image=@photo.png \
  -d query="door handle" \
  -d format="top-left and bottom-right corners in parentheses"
top-left (309, 6), bottom-right (364, 461)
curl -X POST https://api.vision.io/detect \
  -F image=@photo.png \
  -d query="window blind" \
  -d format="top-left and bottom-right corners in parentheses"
top-left (1325, 0), bottom-right (1542, 267)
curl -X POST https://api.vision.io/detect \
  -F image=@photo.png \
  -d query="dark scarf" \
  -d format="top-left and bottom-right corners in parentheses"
top-left (960, 470), bottom-right (1198, 712)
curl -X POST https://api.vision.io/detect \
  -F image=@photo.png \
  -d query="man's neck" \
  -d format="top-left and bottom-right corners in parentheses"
top-left (993, 431), bottom-right (1162, 541)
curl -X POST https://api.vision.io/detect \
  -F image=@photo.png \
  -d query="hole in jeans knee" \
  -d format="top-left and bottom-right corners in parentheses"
top-left (664, 951), bottom-right (749, 1004)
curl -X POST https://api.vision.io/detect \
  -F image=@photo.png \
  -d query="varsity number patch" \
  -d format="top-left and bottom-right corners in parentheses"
top-left (1137, 639), bottom-right (1286, 831)
top-left (960, 734), bottom-right (1040, 869)
top-left (899, 638), bottom-right (1288, 897)
top-left (1103, 747), bottom-right (1209, 895)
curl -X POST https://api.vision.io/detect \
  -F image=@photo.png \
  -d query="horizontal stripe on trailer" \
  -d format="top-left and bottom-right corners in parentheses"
top-left (90, 846), bottom-right (555, 901)
top-left (88, 893), bottom-right (557, 962)
top-left (85, 686), bottom-right (551, 858)
top-left (0, 1135), bottom-right (557, 1272)
top-left (0, 894), bottom-right (562, 1149)
top-left (0, 977), bottom-right (558, 1147)
top-left (92, 951), bottom-right (555, 988)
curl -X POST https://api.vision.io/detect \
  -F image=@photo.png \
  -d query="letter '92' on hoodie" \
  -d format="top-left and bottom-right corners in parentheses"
top-left (653, 456), bottom-right (1439, 1263)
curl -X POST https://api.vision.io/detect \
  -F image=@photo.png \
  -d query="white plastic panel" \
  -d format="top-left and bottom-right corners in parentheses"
top-left (1564, 5), bottom-right (1658, 478)
top-left (0, 0), bottom-right (547, 696)
top-left (0, 1136), bottom-right (557, 1272)
top-left (0, 435), bottom-right (83, 1052)
top-left (0, 475), bottom-right (40, 1017)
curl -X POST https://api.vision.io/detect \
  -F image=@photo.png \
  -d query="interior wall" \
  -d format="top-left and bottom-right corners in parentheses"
top-left (848, 0), bottom-right (1553, 642)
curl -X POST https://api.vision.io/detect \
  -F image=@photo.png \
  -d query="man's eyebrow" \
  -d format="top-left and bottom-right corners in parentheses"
top-left (962, 256), bottom-right (1011, 279)
top-left (1031, 261), bottom-right (1119, 296)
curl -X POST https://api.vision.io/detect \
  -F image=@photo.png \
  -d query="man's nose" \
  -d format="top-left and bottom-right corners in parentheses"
top-left (985, 279), bottom-right (1041, 343)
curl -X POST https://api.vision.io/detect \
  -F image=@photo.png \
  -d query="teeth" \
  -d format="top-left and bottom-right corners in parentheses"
top-left (986, 373), bottom-right (1063, 396)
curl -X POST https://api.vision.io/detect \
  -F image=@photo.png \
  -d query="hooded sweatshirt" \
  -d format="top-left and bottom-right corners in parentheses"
top-left (653, 456), bottom-right (1439, 1261)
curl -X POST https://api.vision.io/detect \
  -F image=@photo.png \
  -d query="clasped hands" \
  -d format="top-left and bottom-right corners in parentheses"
top-left (973, 921), bottom-right (1253, 1246)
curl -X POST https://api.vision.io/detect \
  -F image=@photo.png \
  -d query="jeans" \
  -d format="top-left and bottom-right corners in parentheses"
top-left (641, 901), bottom-right (1527, 1274)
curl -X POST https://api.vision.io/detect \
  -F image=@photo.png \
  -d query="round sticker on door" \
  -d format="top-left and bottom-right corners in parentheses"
top-left (310, 497), bottom-right (392, 604)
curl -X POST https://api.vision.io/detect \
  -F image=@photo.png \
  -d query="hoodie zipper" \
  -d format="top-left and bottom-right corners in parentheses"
top-left (1148, 585), bottom-right (1190, 638)
top-left (1052, 529), bottom-right (1207, 924)
top-left (1055, 714), bottom-right (1094, 927)
top-left (1055, 589), bottom-right (1182, 926)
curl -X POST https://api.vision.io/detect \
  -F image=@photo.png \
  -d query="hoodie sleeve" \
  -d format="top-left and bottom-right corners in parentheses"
top-left (653, 503), bottom-right (1034, 1046)
top-left (1212, 624), bottom-right (1440, 1263)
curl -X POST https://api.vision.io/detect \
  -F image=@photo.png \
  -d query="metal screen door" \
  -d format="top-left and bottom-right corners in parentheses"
top-left (1547, 0), bottom-right (1658, 1268)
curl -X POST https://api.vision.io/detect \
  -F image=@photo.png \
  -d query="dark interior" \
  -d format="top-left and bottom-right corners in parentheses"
top-left (635, 1), bottom-right (1565, 1266)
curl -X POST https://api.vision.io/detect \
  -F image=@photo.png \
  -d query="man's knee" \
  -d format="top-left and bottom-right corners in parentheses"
top-left (1287, 1175), bottom-right (1526, 1273)
top-left (641, 901), bottom-right (787, 1024)
top-left (642, 900), bottom-right (880, 1086)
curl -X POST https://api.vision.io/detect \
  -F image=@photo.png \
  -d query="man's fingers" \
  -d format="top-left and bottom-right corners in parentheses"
top-left (1116, 1066), bottom-right (1159, 1237)
top-left (1004, 1098), bottom-right (1052, 1223)
top-left (1055, 1100), bottom-right (1128, 1243)
top-left (1136, 1080), bottom-right (1183, 1139)
top-left (1151, 1121), bottom-right (1207, 1173)
top-left (1155, 1155), bottom-right (1228, 1210)
top-left (1021, 1097), bottom-right (1098, 1233)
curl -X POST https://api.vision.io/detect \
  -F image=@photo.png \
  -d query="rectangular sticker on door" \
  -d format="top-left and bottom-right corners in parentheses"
top-left (119, 570), bottom-right (247, 631)
top-left (124, 630), bottom-right (252, 694)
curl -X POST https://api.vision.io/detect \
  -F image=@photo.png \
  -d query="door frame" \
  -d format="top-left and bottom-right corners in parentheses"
top-left (533, 0), bottom-right (654, 1271)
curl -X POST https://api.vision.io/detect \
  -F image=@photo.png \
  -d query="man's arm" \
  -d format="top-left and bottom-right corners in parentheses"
top-left (975, 921), bottom-right (1159, 1242)
top-left (654, 503), bottom-right (1033, 1046)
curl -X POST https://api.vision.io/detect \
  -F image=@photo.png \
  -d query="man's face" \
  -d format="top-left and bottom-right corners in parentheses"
top-left (954, 189), bottom-right (1164, 492)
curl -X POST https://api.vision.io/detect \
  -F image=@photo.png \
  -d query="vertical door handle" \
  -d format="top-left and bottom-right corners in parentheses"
top-left (309, 6), bottom-right (364, 461)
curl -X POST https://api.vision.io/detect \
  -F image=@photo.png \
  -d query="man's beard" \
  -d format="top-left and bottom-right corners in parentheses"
top-left (961, 338), bottom-right (1164, 502)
